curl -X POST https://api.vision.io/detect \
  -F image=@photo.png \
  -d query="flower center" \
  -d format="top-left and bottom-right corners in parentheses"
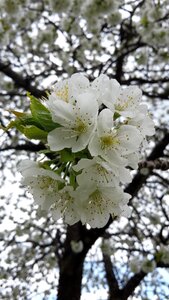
top-left (90, 189), bottom-right (102, 204)
top-left (115, 96), bottom-right (134, 111)
top-left (75, 118), bottom-right (87, 134)
top-left (100, 135), bottom-right (119, 150)
top-left (37, 176), bottom-right (57, 192)
top-left (56, 84), bottom-right (69, 102)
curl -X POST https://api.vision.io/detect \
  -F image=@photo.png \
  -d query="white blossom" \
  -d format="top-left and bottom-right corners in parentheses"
top-left (73, 157), bottom-right (118, 186)
top-left (73, 156), bottom-right (131, 185)
top-left (18, 160), bottom-right (62, 210)
top-left (91, 74), bottom-right (120, 107)
top-left (157, 245), bottom-right (169, 264)
top-left (114, 86), bottom-right (142, 118)
top-left (101, 239), bottom-right (115, 256)
top-left (141, 258), bottom-right (156, 273)
top-left (129, 258), bottom-right (142, 274)
top-left (128, 104), bottom-right (155, 137)
top-left (47, 73), bottom-right (90, 106)
top-left (88, 109), bottom-right (142, 166)
top-left (47, 91), bottom-right (98, 152)
top-left (70, 240), bottom-right (84, 253)
top-left (50, 186), bottom-right (80, 225)
top-left (75, 183), bottom-right (131, 228)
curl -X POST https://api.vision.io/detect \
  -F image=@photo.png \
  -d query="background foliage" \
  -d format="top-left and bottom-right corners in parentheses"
top-left (0, 0), bottom-right (169, 299)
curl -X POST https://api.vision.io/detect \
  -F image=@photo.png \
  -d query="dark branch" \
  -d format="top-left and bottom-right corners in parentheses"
top-left (0, 142), bottom-right (45, 152)
top-left (138, 159), bottom-right (169, 171)
top-left (0, 61), bottom-right (46, 98)
top-left (102, 253), bottom-right (121, 299)
top-left (121, 271), bottom-right (146, 299)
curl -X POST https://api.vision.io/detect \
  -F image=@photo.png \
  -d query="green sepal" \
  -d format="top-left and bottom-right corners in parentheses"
top-left (113, 112), bottom-right (121, 120)
top-left (28, 92), bottom-right (59, 131)
top-left (60, 149), bottom-right (75, 162)
top-left (58, 181), bottom-right (65, 191)
top-left (70, 171), bottom-right (77, 189)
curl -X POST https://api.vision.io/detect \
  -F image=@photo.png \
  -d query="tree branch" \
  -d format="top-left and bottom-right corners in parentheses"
top-left (0, 60), bottom-right (46, 98)
top-left (0, 141), bottom-right (45, 152)
top-left (121, 270), bottom-right (146, 299)
top-left (138, 158), bottom-right (169, 171)
top-left (102, 253), bottom-right (121, 299)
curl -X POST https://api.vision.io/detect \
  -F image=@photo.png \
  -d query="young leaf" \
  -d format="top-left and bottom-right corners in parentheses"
top-left (23, 125), bottom-right (48, 140)
top-left (28, 93), bottom-right (59, 131)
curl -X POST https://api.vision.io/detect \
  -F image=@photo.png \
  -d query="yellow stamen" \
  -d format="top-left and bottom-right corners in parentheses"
top-left (56, 84), bottom-right (69, 102)
top-left (100, 135), bottom-right (119, 150)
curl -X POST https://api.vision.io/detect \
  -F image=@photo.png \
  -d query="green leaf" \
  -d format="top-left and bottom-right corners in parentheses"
top-left (7, 112), bottom-right (41, 130)
top-left (6, 119), bottom-right (25, 133)
top-left (23, 125), bottom-right (48, 140)
top-left (28, 92), bottom-right (59, 131)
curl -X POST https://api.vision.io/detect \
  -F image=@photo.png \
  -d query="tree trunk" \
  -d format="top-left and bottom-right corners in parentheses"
top-left (56, 223), bottom-right (88, 300)
top-left (57, 253), bottom-right (85, 300)
top-left (56, 220), bottom-right (123, 300)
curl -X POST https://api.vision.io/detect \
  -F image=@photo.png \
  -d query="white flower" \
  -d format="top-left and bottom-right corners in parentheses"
top-left (113, 86), bottom-right (142, 118)
top-left (47, 73), bottom-right (90, 106)
top-left (75, 183), bottom-right (131, 228)
top-left (88, 109), bottom-right (142, 166)
top-left (70, 240), bottom-right (84, 253)
top-left (18, 160), bottom-right (62, 210)
top-left (101, 238), bottom-right (115, 256)
top-left (73, 156), bottom-right (131, 186)
top-left (50, 186), bottom-right (80, 225)
top-left (92, 74), bottom-right (120, 107)
top-left (128, 104), bottom-right (155, 137)
top-left (129, 258), bottom-right (142, 273)
top-left (141, 258), bottom-right (156, 273)
top-left (73, 157), bottom-right (118, 186)
top-left (47, 91), bottom-right (98, 152)
top-left (157, 245), bottom-right (169, 264)
top-left (125, 152), bottom-right (140, 169)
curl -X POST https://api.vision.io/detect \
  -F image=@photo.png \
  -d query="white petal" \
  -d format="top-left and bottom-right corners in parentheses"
top-left (118, 125), bottom-right (142, 154)
top-left (88, 133), bottom-right (101, 157)
top-left (97, 109), bottom-right (114, 135)
top-left (73, 158), bottom-right (94, 172)
top-left (18, 159), bottom-right (37, 177)
top-left (47, 127), bottom-right (76, 151)
top-left (77, 91), bottom-right (98, 118)
top-left (48, 100), bottom-right (74, 125)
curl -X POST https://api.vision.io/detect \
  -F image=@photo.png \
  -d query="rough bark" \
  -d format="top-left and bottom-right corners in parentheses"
top-left (103, 253), bottom-right (121, 300)
top-left (56, 221), bottom-right (113, 300)
top-left (57, 253), bottom-right (85, 300)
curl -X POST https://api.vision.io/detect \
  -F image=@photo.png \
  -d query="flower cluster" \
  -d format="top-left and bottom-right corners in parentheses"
top-left (129, 257), bottom-right (156, 274)
top-left (19, 73), bottom-right (155, 228)
top-left (136, 0), bottom-right (169, 46)
top-left (156, 245), bottom-right (169, 264)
